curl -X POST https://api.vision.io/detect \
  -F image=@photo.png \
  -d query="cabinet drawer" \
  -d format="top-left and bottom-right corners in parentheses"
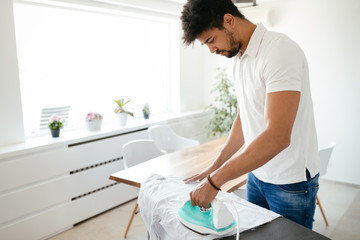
top-left (0, 130), bottom-right (148, 193)
top-left (66, 129), bottom-right (148, 171)
top-left (0, 160), bottom-right (126, 225)
top-left (0, 184), bottom-right (138, 240)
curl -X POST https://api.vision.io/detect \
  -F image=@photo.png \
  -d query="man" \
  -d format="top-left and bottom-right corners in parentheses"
top-left (181, 0), bottom-right (320, 229)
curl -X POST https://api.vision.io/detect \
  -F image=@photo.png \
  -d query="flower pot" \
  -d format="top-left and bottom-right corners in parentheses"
top-left (86, 120), bottom-right (102, 132)
top-left (50, 129), bottom-right (60, 138)
top-left (143, 112), bottom-right (150, 119)
top-left (117, 112), bottom-right (129, 126)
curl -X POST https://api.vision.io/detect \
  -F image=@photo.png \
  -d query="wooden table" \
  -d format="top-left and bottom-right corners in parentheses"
top-left (109, 136), bottom-right (247, 192)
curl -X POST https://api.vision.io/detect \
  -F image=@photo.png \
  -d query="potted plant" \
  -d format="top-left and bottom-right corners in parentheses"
top-left (142, 103), bottom-right (150, 119)
top-left (85, 112), bottom-right (103, 131)
top-left (206, 67), bottom-right (237, 136)
top-left (48, 115), bottom-right (64, 138)
top-left (114, 99), bottom-right (134, 126)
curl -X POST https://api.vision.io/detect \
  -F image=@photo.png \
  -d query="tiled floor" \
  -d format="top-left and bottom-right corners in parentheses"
top-left (48, 200), bottom-right (147, 240)
top-left (313, 179), bottom-right (360, 239)
top-left (48, 179), bottom-right (360, 240)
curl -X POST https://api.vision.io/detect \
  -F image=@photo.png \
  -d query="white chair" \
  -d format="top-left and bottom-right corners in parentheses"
top-left (40, 106), bottom-right (70, 130)
top-left (122, 139), bottom-right (164, 238)
top-left (317, 141), bottom-right (337, 226)
top-left (148, 125), bottom-right (200, 153)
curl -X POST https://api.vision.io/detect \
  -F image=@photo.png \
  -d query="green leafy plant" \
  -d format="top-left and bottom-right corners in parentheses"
top-left (206, 67), bottom-right (237, 136)
top-left (114, 99), bottom-right (134, 116)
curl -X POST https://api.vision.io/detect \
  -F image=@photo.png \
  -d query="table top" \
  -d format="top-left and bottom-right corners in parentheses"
top-left (109, 136), bottom-right (247, 192)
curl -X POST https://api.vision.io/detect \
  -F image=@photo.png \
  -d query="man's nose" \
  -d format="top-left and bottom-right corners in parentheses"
top-left (206, 44), bottom-right (217, 54)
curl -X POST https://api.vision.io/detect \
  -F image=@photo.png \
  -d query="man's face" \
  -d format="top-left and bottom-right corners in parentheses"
top-left (197, 27), bottom-right (241, 58)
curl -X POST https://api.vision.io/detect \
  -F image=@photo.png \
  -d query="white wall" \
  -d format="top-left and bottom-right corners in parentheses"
top-left (179, 42), bottom-right (206, 111)
top-left (0, 0), bottom-right (25, 146)
top-left (197, 0), bottom-right (360, 185)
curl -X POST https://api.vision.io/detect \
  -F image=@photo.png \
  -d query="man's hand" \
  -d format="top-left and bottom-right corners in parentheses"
top-left (184, 164), bottom-right (217, 184)
top-left (189, 179), bottom-right (219, 208)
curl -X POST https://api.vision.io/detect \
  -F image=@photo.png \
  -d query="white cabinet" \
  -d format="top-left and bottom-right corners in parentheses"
top-left (0, 130), bottom-right (148, 240)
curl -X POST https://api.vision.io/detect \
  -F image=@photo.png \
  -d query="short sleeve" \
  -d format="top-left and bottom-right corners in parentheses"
top-left (263, 39), bottom-right (304, 93)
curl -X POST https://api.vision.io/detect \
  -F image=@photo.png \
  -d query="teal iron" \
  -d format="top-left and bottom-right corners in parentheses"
top-left (177, 198), bottom-right (239, 239)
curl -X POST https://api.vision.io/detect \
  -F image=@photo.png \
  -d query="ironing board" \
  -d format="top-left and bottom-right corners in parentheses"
top-left (222, 217), bottom-right (330, 240)
top-left (109, 136), bottom-right (247, 192)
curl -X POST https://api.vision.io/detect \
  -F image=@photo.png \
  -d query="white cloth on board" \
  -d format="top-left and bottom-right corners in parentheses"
top-left (138, 174), bottom-right (280, 240)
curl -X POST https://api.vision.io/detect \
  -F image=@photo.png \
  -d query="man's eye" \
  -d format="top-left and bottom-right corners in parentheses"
top-left (208, 38), bottom-right (214, 43)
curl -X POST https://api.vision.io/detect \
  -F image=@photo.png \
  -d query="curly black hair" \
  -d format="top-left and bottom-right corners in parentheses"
top-left (181, 0), bottom-right (244, 45)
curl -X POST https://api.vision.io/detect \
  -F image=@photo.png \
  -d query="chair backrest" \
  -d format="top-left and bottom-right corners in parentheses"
top-left (122, 139), bottom-right (164, 168)
top-left (40, 106), bottom-right (70, 130)
top-left (319, 142), bottom-right (337, 177)
top-left (148, 125), bottom-right (200, 153)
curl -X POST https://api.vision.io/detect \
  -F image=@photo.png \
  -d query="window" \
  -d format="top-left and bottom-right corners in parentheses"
top-left (13, 1), bottom-right (180, 136)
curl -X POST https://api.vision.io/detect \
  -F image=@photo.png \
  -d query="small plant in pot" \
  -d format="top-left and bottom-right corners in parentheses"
top-left (114, 99), bottom-right (134, 126)
top-left (85, 112), bottom-right (103, 131)
top-left (142, 103), bottom-right (150, 119)
top-left (48, 115), bottom-right (64, 138)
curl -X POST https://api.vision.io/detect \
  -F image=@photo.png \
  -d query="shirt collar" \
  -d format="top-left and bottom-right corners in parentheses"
top-left (238, 23), bottom-right (267, 59)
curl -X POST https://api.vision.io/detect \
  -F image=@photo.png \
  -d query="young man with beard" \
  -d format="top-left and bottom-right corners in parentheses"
top-left (181, 0), bottom-right (320, 229)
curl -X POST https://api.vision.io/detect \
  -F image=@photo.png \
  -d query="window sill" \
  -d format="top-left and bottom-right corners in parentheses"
top-left (0, 110), bottom-right (207, 160)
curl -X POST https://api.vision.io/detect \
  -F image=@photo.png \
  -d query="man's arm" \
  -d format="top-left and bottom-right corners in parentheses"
top-left (213, 106), bottom-right (245, 167)
top-left (190, 91), bottom-right (300, 207)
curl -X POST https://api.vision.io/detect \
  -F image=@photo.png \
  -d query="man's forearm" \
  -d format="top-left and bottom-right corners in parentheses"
top-left (211, 127), bottom-right (290, 188)
top-left (213, 112), bottom-right (245, 168)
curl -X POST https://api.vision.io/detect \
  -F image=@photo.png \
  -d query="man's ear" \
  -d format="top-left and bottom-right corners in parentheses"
top-left (223, 14), bottom-right (235, 29)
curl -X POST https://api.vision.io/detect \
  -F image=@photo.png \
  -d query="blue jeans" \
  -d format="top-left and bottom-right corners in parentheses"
top-left (246, 170), bottom-right (319, 229)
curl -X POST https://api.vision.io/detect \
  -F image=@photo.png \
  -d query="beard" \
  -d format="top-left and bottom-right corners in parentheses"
top-left (216, 30), bottom-right (241, 58)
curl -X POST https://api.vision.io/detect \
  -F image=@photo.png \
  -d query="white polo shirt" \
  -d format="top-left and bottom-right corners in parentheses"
top-left (233, 24), bottom-right (320, 184)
